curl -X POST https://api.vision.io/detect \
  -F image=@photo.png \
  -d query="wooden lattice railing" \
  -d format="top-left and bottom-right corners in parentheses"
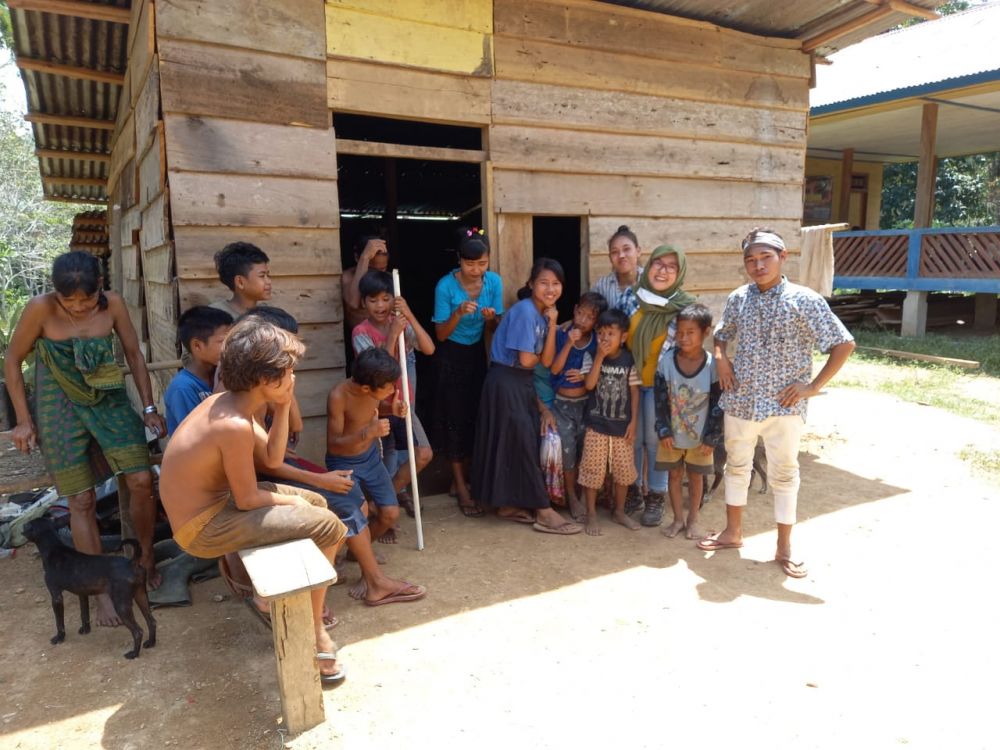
top-left (833, 227), bottom-right (1000, 294)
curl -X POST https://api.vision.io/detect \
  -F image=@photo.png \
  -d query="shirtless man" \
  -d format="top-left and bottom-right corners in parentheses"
top-left (325, 348), bottom-right (426, 580)
top-left (159, 320), bottom-right (349, 683)
top-left (341, 236), bottom-right (389, 333)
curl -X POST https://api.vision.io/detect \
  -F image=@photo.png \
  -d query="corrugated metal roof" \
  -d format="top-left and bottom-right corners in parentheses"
top-left (811, 1), bottom-right (1000, 112)
top-left (10, 1), bottom-right (128, 204)
top-left (597, 0), bottom-right (944, 54)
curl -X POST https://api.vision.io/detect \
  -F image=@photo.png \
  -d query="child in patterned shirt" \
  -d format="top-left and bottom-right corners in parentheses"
top-left (654, 303), bottom-right (723, 541)
top-left (699, 227), bottom-right (855, 578)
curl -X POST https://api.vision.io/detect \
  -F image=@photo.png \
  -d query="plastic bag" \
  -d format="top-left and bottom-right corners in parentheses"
top-left (540, 426), bottom-right (565, 506)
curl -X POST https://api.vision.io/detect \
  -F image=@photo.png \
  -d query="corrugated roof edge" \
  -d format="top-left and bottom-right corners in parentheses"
top-left (810, 67), bottom-right (1000, 117)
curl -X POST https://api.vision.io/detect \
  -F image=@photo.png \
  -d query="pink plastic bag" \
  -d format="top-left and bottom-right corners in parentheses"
top-left (540, 426), bottom-right (565, 506)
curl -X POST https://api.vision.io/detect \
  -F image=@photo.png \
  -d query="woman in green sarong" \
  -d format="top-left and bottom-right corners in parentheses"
top-left (4, 252), bottom-right (167, 626)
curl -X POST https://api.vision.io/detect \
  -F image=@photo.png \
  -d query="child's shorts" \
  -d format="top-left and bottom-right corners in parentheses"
top-left (578, 428), bottom-right (638, 489)
top-left (382, 413), bottom-right (428, 476)
top-left (326, 440), bottom-right (399, 520)
top-left (552, 394), bottom-right (587, 470)
top-left (655, 443), bottom-right (714, 474)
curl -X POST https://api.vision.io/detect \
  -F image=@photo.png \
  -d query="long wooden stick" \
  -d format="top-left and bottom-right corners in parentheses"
top-left (392, 270), bottom-right (424, 551)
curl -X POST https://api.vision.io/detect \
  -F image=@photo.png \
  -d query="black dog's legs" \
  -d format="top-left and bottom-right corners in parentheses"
top-left (49, 588), bottom-right (66, 645)
top-left (134, 585), bottom-right (157, 650)
top-left (116, 604), bottom-right (144, 659)
top-left (78, 594), bottom-right (91, 635)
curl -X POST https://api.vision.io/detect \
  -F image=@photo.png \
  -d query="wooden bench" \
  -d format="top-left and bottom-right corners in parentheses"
top-left (238, 538), bottom-right (337, 734)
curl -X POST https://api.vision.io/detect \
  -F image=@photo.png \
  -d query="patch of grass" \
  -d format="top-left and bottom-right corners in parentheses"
top-left (958, 446), bottom-right (1000, 476)
top-left (850, 329), bottom-right (1000, 377)
top-left (830, 356), bottom-right (1000, 427)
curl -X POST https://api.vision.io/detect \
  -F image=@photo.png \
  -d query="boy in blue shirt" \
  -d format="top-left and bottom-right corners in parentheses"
top-left (549, 291), bottom-right (608, 520)
top-left (654, 303), bottom-right (722, 541)
top-left (164, 306), bottom-right (233, 433)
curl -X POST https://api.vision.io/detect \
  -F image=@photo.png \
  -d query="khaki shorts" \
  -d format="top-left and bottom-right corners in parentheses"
top-left (578, 429), bottom-right (638, 489)
top-left (655, 443), bottom-right (714, 474)
top-left (174, 482), bottom-right (348, 559)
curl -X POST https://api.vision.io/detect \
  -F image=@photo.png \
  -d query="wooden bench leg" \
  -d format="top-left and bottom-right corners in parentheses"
top-left (269, 591), bottom-right (325, 734)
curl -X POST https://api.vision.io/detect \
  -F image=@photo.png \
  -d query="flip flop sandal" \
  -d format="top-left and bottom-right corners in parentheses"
top-left (776, 559), bottom-right (808, 579)
top-left (364, 582), bottom-right (427, 607)
top-left (697, 535), bottom-right (744, 552)
top-left (316, 651), bottom-right (346, 684)
top-left (498, 511), bottom-right (535, 524)
top-left (532, 521), bottom-right (582, 535)
top-left (457, 499), bottom-right (485, 518)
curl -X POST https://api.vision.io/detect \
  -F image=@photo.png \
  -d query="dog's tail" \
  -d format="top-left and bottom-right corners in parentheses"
top-left (119, 538), bottom-right (143, 561)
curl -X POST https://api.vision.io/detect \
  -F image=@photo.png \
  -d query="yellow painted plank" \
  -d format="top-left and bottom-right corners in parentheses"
top-left (326, 6), bottom-right (492, 76)
top-left (325, 0), bottom-right (492, 33)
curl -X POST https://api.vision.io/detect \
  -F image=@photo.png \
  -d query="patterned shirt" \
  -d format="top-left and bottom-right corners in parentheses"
top-left (591, 267), bottom-right (643, 316)
top-left (714, 277), bottom-right (853, 422)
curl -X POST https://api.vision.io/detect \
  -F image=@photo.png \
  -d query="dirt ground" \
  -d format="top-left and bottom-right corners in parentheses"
top-left (1, 387), bottom-right (996, 750)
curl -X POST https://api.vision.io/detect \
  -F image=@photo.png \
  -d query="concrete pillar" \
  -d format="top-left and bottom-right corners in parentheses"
top-left (901, 291), bottom-right (928, 337)
top-left (973, 293), bottom-right (998, 333)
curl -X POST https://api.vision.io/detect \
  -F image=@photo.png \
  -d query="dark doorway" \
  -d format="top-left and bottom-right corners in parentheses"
top-left (532, 216), bottom-right (582, 320)
top-left (335, 120), bottom-right (484, 493)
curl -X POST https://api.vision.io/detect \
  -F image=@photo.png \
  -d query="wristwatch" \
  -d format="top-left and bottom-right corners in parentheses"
top-left (143, 405), bottom-right (158, 415)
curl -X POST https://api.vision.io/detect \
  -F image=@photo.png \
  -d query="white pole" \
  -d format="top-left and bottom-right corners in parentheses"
top-left (392, 269), bottom-right (424, 551)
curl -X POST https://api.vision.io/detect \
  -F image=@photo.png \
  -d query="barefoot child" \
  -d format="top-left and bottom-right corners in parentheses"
top-left (548, 291), bottom-right (608, 520)
top-left (699, 227), bottom-right (855, 578)
top-left (326, 348), bottom-right (412, 550)
top-left (210, 242), bottom-right (272, 319)
top-left (579, 309), bottom-right (641, 536)
top-left (164, 306), bottom-right (232, 434)
top-left (159, 320), bottom-right (349, 682)
top-left (352, 270), bottom-right (435, 525)
top-left (654, 303), bottom-right (722, 540)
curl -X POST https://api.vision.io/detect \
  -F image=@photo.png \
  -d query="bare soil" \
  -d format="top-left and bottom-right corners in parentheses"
top-left (1, 388), bottom-right (996, 749)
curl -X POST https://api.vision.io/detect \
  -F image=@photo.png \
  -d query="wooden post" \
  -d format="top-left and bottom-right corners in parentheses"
top-left (973, 293), bottom-right (998, 333)
top-left (913, 103), bottom-right (938, 229)
top-left (497, 214), bottom-right (533, 310)
top-left (118, 479), bottom-right (135, 540)
top-left (903, 103), bottom-right (938, 337)
top-left (838, 148), bottom-right (854, 223)
top-left (269, 591), bottom-right (325, 734)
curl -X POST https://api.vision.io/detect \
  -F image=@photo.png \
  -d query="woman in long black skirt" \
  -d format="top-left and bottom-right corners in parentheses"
top-left (431, 229), bottom-right (503, 516)
top-left (471, 258), bottom-right (582, 535)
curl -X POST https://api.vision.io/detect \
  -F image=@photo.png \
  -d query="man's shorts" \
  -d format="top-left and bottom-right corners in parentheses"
top-left (578, 428), bottom-right (638, 489)
top-left (173, 482), bottom-right (347, 559)
top-left (655, 442), bottom-right (714, 474)
top-left (326, 440), bottom-right (398, 513)
top-left (552, 394), bottom-right (587, 470)
top-left (382, 413), bottom-right (428, 476)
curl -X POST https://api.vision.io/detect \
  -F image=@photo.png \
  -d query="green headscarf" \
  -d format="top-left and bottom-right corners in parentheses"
top-left (630, 245), bottom-right (697, 370)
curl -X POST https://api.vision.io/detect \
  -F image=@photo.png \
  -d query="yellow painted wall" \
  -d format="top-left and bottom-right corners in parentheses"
top-left (805, 156), bottom-right (884, 230)
top-left (325, 0), bottom-right (493, 76)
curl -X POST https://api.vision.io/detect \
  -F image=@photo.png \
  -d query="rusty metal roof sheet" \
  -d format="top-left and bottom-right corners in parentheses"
top-left (9, 1), bottom-right (128, 204)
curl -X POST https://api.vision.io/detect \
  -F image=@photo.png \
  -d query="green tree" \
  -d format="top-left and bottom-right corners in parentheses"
top-left (881, 154), bottom-right (1000, 229)
top-left (0, 96), bottom-right (79, 330)
top-left (0, 2), bottom-right (12, 53)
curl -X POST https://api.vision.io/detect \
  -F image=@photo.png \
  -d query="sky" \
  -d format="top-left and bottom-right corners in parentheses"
top-left (1, 48), bottom-right (28, 117)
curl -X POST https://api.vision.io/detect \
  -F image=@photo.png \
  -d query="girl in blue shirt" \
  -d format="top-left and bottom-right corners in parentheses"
top-left (431, 229), bottom-right (503, 515)
top-left (470, 258), bottom-right (582, 535)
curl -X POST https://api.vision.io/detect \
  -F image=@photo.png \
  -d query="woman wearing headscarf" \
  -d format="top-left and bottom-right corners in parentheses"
top-left (627, 245), bottom-right (697, 527)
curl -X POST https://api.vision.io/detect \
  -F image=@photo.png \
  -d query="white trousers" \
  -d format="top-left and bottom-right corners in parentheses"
top-left (723, 413), bottom-right (804, 525)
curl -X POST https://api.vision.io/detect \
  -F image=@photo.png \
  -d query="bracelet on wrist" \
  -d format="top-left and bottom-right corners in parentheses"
top-left (143, 405), bottom-right (158, 415)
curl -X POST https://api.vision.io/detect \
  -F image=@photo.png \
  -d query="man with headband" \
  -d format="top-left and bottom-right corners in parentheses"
top-left (698, 227), bottom-right (855, 578)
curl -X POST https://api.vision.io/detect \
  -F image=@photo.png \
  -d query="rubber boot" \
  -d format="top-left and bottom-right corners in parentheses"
top-left (640, 491), bottom-right (665, 527)
top-left (624, 484), bottom-right (645, 516)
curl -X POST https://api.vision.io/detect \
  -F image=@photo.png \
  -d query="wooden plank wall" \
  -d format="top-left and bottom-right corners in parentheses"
top-left (154, 0), bottom-right (339, 460)
top-left (490, 0), bottom-right (812, 317)
top-left (107, 0), bottom-right (171, 408)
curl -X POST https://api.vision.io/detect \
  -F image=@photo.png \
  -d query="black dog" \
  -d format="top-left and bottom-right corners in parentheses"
top-left (704, 441), bottom-right (769, 505)
top-left (23, 518), bottom-right (156, 659)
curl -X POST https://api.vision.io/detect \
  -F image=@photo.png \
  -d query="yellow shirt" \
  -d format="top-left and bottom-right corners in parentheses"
top-left (628, 311), bottom-right (667, 387)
